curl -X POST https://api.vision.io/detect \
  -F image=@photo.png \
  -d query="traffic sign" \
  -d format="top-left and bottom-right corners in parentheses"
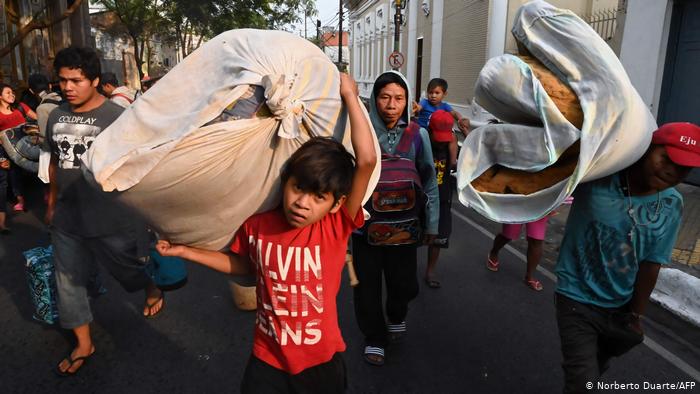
top-left (388, 51), bottom-right (405, 69)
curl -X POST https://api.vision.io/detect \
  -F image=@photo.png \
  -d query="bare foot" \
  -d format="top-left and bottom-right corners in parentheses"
top-left (57, 344), bottom-right (95, 375)
top-left (143, 283), bottom-right (164, 317)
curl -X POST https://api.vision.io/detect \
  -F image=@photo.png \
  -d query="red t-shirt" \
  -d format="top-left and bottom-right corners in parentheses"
top-left (0, 103), bottom-right (30, 131)
top-left (231, 205), bottom-right (364, 374)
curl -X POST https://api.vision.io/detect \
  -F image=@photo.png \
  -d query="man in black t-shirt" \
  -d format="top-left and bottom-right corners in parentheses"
top-left (46, 47), bottom-right (164, 377)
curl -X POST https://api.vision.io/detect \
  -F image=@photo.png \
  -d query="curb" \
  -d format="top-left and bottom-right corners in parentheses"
top-left (651, 267), bottom-right (700, 327)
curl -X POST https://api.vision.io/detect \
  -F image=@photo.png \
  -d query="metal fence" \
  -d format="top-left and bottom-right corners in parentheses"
top-left (585, 8), bottom-right (618, 42)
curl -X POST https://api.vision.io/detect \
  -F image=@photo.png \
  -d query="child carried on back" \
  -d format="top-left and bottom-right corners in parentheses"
top-left (156, 73), bottom-right (376, 394)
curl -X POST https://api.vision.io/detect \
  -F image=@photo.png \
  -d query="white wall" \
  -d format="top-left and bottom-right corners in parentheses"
top-left (487, 0), bottom-right (508, 59)
top-left (618, 0), bottom-right (672, 116)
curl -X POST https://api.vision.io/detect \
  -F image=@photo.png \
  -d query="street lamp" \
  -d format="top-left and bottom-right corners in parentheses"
top-left (392, 0), bottom-right (408, 55)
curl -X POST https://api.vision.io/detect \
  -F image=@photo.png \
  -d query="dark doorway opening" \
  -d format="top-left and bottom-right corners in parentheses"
top-left (415, 37), bottom-right (423, 101)
top-left (658, 0), bottom-right (700, 185)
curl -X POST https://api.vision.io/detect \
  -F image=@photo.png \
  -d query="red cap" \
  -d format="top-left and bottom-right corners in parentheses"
top-left (428, 110), bottom-right (454, 142)
top-left (651, 122), bottom-right (700, 167)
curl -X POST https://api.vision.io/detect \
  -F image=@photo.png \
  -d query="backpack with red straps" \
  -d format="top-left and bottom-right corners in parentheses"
top-left (364, 122), bottom-right (426, 246)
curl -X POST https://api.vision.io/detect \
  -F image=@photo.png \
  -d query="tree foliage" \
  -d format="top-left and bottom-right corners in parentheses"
top-left (98, 0), bottom-right (317, 71)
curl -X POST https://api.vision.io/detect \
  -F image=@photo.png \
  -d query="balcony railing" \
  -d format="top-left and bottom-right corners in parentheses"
top-left (585, 8), bottom-right (618, 42)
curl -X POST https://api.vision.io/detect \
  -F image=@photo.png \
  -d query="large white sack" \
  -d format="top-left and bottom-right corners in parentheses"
top-left (84, 29), bottom-right (380, 250)
top-left (456, 0), bottom-right (656, 223)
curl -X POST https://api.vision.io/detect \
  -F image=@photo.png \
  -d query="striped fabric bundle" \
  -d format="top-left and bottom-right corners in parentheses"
top-left (84, 29), bottom-right (380, 250)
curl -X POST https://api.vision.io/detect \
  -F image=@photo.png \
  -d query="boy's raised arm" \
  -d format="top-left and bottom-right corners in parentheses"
top-left (340, 73), bottom-right (377, 219)
top-left (156, 240), bottom-right (251, 275)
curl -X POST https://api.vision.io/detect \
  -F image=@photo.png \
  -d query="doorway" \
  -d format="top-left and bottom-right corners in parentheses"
top-left (658, 0), bottom-right (700, 184)
top-left (415, 37), bottom-right (423, 101)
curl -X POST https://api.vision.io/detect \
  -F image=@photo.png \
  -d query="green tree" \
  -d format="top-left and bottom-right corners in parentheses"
top-left (98, 0), bottom-right (317, 74)
top-left (96, 0), bottom-right (163, 80)
top-left (161, 0), bottom-right (318, 58)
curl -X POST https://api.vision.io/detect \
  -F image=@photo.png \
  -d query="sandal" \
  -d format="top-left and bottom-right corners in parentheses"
top-left (55, 348), bottom-right (95, 377)
top-left (144, 291), bottom-right (165, 318)
top-left (425, 277), bottom-right (441, 289)
top-left (525, 278), bottom-right (543, 291)
top-left (363, 346), bottom-right (385, 366)
top-left (486, 255), bottom-right (499, 272)
top-left (387, 322), bottom-right (406, 344)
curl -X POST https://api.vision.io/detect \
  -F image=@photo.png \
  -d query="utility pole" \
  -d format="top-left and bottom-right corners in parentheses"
top-left (317, 19), bottom-right (321, 47)
top-left (304, 8), bottom-right (307, 39)
top-left (338, 0), bottom-right (343, 68)
top-left (391, 0), bottom-right (407, 70)
top-left (393, 0), bottom-right (401, 53)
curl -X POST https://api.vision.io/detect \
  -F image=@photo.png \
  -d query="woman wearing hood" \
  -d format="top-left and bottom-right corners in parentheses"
top-left (352, 71), bottom-right (439, 366)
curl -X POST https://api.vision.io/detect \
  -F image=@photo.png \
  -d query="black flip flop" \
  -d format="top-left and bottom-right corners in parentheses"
top-left (55, 350), bottom-right (94, 377)
top-left (0, 227), bottom-right (10, 235)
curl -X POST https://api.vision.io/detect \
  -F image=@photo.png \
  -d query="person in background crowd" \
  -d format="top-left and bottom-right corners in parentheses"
top-left (487, 216), bottom-right (548, 291)
top-left (352, 71), bottom-right (439, 366)
top-left (99, 72), bottom-right (137, 108)
top-left (414, 78), bottom-right (470, 137)
top-left (423, 110), bottom-right (457, 289)
top-left (0, 144), bottom-right (9, 233)
top-left (46, 46), bottom-right (162, 377)
top-left (0, 83), bottom-right (37, 212)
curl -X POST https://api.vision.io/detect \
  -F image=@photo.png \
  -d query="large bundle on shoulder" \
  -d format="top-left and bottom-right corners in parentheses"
top-left (84, 29), bottom-right (380, 250)
top-left (456, 0), bottom-right (656, 222)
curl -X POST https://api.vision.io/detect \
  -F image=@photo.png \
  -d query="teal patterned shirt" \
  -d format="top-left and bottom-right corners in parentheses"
top-left (555, 172), bottom-right (683, 308)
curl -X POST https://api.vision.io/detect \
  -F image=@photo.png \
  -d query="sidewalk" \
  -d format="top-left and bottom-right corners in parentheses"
top-left (671, 184), bottom-right (700, 273)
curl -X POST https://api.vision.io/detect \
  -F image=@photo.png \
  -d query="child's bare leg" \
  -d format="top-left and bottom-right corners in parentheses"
top-left (489, 233), bottom-right (510, 261)
top-left (525, 237), bottom-right (543, 281)
top-left (426, 245), bottom-right (440, 281)
top-left (449, 138), bottom-right (458, 167)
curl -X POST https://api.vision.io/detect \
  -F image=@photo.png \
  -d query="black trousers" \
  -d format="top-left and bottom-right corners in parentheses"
top-left (351, 234), bottom-right (419, 348)
top-left (555, 294), bottom-right (644, 394)
top-left (0, 168), bottom-right (7, 213)
top-left (240, 353), bottom-right (346, 394)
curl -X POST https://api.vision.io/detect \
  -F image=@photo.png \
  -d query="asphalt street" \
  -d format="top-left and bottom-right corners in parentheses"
top-left (1, 187), bottom-right (699, 393)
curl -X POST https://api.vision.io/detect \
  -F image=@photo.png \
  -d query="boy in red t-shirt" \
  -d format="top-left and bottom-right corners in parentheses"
top-left (156, 73), bottom-right (376, 393)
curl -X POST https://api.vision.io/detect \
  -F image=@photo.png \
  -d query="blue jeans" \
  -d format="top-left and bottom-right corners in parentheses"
top-left (52, 226), bottom-right (151, 329)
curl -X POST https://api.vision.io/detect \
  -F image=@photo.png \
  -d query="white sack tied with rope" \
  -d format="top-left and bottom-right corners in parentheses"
top-left (84, 29), bottom-right (380, 250)
top-left (456, 0), bottom-right (656, 223)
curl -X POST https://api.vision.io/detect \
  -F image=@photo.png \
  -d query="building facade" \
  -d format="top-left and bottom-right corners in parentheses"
top-left (0, 0), bottom-right (91, 85)
top-left (348, 0), bottom-right (699, 180)
top-left (90, 9), bottom-right (182, 90)
top-left (348, 0), bottom-right (617, 113)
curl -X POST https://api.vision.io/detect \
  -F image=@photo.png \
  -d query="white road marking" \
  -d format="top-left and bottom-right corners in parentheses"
top-left (452, 208), bottom-right (700, 382)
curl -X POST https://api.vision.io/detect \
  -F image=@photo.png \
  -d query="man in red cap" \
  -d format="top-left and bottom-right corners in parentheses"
top-left (554, 122), bottom-right (700, 393)
top-left (424, 110), bottom-right (457, 288)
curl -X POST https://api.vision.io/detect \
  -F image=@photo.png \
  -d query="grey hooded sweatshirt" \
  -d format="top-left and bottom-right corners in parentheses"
top-left (368, 71), bottom-right (439, 235)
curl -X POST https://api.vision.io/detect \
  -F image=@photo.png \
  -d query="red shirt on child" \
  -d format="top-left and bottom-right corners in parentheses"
top-left (231, 205), bottom-right (364, 374)
top-left (0, 103), bottom-right (30, 130)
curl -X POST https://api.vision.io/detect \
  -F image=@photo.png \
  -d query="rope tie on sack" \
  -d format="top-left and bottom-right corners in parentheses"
top-left (262, 74), bottom-right (305, 139)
